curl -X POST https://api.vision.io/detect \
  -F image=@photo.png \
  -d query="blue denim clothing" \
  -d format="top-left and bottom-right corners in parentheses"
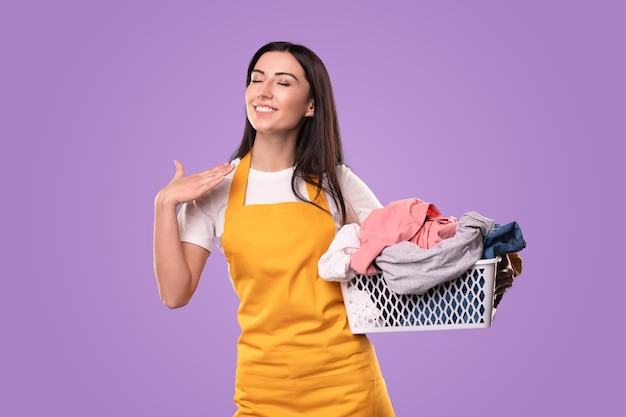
top-left (482, 221), bottom-right (526, 259)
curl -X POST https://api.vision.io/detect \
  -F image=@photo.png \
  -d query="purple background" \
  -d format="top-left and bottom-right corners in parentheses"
top-left (2, 1), bottom-right (624, 416)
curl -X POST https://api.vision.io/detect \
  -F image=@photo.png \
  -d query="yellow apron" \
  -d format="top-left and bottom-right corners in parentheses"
top-left (222, 153), bottom-right (395, 417)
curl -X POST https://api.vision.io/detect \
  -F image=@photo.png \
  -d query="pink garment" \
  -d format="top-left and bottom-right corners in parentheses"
top-left (349, 198), bottom-right (457, 275)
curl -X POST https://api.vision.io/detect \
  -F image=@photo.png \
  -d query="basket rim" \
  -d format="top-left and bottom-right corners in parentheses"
top-left (471, 256), bottom-right (501, 266)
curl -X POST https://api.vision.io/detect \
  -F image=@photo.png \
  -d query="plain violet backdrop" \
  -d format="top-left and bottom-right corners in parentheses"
top-left (1, 0), bottom-right (624, 416)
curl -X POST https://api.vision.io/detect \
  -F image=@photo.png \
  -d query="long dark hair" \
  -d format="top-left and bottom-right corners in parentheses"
top-left (231, 41), bottom-right (347, 225)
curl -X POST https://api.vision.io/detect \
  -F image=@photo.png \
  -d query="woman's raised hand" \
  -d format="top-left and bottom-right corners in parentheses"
top-left (156, 160), bottom-right (236, 207)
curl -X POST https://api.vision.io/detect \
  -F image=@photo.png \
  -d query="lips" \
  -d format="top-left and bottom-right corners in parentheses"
top-left (255, 105), bottom-right (277, 113)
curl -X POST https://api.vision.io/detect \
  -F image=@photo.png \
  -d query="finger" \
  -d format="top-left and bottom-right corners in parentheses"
top-left (193, 177), bottom-right (225, 197)
top-left (173, 160), bottom-right (185, 179)
top-left (199, 162), bottom-right (235, 177)
top-left (217, 163), bottom-right (236, 177)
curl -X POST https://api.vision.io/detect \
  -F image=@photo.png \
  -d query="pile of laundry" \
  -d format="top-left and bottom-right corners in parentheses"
top-left (318, 198), bottom-right (526, 327)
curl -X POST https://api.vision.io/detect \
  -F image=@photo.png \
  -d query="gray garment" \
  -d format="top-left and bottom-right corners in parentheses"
top-left (375, 211), bottom-right (495, 295)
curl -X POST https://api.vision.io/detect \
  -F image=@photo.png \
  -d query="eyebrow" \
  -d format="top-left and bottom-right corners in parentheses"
top-left (251, 69), bottom-right (299, 81)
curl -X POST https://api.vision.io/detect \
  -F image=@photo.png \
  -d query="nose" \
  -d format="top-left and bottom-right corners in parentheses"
top-left (256, 82), bottom-right (273, 100)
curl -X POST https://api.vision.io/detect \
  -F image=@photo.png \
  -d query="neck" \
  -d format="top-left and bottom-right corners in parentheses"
top-left (250, 132), bottom-right (297, 172)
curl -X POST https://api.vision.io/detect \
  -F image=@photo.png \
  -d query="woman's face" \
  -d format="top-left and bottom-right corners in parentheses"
top-left (245, 51), bottom-right (315, 137)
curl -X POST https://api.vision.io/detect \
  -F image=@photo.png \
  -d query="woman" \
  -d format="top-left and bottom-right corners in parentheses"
top-left (153, 41), bottom-right (395, 416)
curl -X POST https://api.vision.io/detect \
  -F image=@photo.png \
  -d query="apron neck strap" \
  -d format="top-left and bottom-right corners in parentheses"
top-left (229, 152), bottom-right (330, 211)
top-left (228, 153), bottom-right (251, 208)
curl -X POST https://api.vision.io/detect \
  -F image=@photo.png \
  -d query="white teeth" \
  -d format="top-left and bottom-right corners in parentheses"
top-left (256, 106), bottom-right (276, 113)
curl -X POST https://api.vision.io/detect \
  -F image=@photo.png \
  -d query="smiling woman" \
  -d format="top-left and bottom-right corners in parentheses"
top-left (244, 51), bottom-right (315, 151)
top-left (153, 41), bottom-right (395, 416)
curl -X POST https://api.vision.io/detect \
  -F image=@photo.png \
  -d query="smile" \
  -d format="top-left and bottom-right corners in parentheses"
top-left (255, 106), bottom-right (277, 113)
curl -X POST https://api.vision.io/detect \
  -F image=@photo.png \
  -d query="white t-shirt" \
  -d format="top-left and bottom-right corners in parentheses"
top-left (178, 158), bottom-right (382, 254)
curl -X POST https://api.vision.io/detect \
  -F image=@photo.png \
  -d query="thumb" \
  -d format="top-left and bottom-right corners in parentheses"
top-left (173, 160), bottom-right (184, 179)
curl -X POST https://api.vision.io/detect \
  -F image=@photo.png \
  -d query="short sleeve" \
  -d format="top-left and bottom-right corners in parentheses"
top-left (177, 198), bottom-right (215, 252)
top-left (176, 159), bottom-right (238, 252)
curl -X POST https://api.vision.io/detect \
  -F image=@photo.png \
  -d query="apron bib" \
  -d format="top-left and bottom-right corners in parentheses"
top-left (222, 153), bottom-right (394, 417)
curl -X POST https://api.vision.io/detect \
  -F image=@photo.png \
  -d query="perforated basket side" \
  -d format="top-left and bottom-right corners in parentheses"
top-left (340, 258), bottom-right (498, 333)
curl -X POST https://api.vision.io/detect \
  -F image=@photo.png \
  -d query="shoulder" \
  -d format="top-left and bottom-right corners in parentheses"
top-left (335, 164), bottom-right (375, 195)
top-left (335, 163), bottom-right (383, 224)
top-left (335, 163), bottom-right (361, 185)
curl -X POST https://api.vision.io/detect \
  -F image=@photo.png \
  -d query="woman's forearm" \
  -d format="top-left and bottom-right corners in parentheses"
top-left (152, 160), bottom-right (231, 308)
top-left (153, 198), bottom-right (203, 308)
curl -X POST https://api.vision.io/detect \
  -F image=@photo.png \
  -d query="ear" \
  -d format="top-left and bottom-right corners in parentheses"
top-left (305, 100), bottom-right (315, 117)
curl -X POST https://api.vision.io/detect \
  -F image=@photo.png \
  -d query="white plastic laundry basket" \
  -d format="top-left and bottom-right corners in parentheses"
top-left (340, 258), bottom-right (499, 333)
